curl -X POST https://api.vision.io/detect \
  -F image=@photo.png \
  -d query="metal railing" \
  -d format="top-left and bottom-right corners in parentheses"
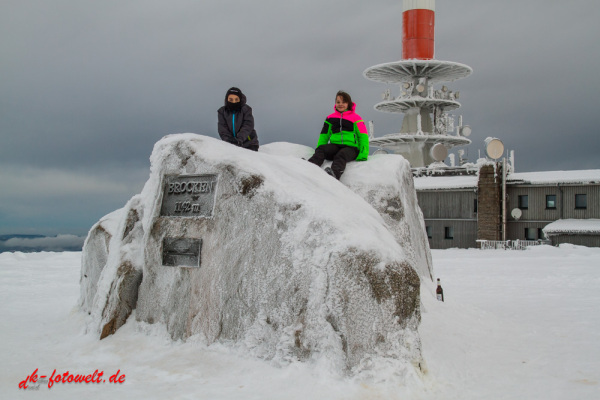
top-left (476, 239), bottom-right (551, 250)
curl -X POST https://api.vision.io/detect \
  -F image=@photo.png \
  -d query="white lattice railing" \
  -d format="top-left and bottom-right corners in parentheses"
top-left (476, 240), bottom-right (552, 250)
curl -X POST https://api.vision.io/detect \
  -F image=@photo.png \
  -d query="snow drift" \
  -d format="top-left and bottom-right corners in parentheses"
top-left (80, 134), bottom-right (431, 374)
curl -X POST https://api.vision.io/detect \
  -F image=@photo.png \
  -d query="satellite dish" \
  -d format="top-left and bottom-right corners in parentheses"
top-left (416, 84), bottom-right (426, 93)
top-left (461, 125), bottom-right (472, 137)
top-left (373, 148), bottom-right (390, 155)
top-left (430, 143), bottom-right (448, 162)
top-left (511, 208), bottom-right (522, 221)
top-left (485, 138), bottom-right (504, 160)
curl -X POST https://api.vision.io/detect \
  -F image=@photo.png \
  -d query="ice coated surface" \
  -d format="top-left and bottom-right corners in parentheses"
top-left (543, 218), bottom-right (600, 234)
top-left (261, 142), bottom-right (433, 279)
top-left (81, 134), bottom-right (432, 375)
top-left (414, 174), bottom-right (479, 190)
top-left (508, 169), bottom-right (600, 185)
top-left (413, 168), bottom-right (600, 190)
top-left (79, 207), bottom-right (124, 312)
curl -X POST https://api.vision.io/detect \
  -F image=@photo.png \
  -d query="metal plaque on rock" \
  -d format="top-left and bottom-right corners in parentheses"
top-left (160, 174), bottom-right (218, 217)
top-left (162, 237), bottom-right (202, 268)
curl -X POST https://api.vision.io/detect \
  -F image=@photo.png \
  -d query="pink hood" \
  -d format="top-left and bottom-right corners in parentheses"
top-left (327, 102), bottom-right (367, 133)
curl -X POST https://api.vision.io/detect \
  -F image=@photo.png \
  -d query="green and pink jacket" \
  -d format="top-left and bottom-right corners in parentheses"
top-left (317, 103), bottom-right (369, 161)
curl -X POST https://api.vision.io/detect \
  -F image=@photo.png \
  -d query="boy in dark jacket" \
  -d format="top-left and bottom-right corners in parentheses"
top-left (217, 87), bottom-right (259, 151)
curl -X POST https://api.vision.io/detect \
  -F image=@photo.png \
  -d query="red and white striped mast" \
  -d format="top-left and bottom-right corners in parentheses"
top-left (364, 0), bottom-right (473, 168)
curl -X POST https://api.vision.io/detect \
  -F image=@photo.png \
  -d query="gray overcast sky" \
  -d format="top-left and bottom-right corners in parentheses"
top-left (1, 0), bottom-right (599, 235)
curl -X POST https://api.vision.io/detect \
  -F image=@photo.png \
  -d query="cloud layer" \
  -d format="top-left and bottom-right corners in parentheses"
top-left (1, 0), bottom-right (599, 234)
top-left (0, 234), bottom-right (85, 252)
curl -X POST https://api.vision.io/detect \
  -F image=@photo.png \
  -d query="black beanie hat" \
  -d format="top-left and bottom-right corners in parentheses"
top-left (226, 87), bottom-right (243, 99)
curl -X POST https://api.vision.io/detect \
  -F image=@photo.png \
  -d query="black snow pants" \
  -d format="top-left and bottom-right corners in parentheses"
top-left (308, 144), bottom-right (359, 179)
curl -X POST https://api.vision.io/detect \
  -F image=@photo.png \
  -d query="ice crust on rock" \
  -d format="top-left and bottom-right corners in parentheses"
top-left (81, 134), bottom-right (431, 374)
top-left (79, 207), bottom-right (124, 312)
top-left (260, 142), bottom-right (433, 279)
top-left (79, 198), bottom-right (145, 338)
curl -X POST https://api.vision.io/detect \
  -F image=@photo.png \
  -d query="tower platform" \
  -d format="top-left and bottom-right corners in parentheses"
top-left (375, 97), bottom-right (461, 113)
top-left (364, 60), bottom-right (472, 84)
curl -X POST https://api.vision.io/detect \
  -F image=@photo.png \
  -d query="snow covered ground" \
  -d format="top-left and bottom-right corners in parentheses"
top-left (1, 246), bottom-right (599, 399)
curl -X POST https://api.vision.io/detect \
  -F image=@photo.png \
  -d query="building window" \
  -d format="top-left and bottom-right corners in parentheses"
top-left (426, 226), bottom-right (432, 239)
top-left (444, 226), bottom-right (454, 240)
top-left (525, 228), bottom-right (536, 240)
top-left (474, 198), bottom-right (478, 213)
top-left (518, 195), bottom-right (529, 210)
top-left (546, 195), bottom-right (556, 209)
top-left (575, 194), bottom-right (587, 209)
top-left (538, 228), bottom-right (546, 240)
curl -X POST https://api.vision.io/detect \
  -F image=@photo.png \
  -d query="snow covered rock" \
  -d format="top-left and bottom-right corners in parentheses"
top-left (344, 157), bottom-right (432, 279)
top-left (81, 134), bottom-right (429, 373)
top-left (261, 142), bottom-right (433, 279)
top-left (80, 208), bottom-right (123, 313)
top-left (79, 198), bottom-right (144, 339)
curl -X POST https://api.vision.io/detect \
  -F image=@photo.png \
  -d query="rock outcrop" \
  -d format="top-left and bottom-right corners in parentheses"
top-left (80, 134), bottom-right (431, 374)
top-left (261, 142), bottom-right (433, 279)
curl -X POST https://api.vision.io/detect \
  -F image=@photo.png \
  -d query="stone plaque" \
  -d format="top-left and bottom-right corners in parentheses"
top-left (160, 174), bottom-right (218, 217)
top-left (162, 237), bottom-right (202, 268)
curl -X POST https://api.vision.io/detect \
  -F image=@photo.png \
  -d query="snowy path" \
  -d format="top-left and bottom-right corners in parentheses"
top-left (1, 246), bottom-right (599, 399)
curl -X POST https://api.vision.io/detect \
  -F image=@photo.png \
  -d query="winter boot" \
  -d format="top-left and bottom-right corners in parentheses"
top-left (324, 167), bottom-right (337, 179)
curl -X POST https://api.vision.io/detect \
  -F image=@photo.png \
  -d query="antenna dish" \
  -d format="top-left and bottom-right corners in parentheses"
top-left (485, 138), bottom-right (504, 160)
top-left (461, 125), bottom-right (472, 137)
top-left (373, 148), bottom-right (390, 155)
top-left (511, 208), bottom-right (522, 221)
top-left (430, 143), bottom-right (448, 162)
top-left (416, 84), bottom-right (425, 93)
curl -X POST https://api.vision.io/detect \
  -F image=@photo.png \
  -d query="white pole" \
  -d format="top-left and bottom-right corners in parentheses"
top-left (502, 157), bottom-right (507, 242)
top-left (510, 150), bottom-right (515, 172)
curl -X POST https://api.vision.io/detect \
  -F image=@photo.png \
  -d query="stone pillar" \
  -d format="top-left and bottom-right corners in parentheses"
top-left (477, 163), bottom-right (503, 241)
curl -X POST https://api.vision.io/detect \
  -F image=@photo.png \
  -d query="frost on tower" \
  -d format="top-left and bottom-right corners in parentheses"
top-left (364, 0), bottom-right (473, 167)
